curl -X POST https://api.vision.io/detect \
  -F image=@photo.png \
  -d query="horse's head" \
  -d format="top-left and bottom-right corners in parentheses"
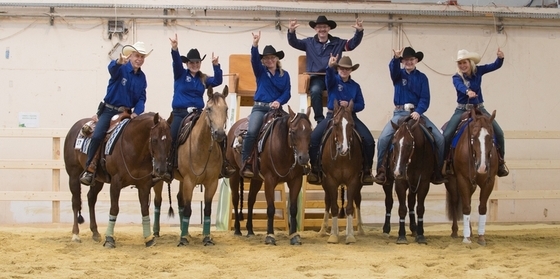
top-left (468, 108), bottom-right (496, 174)
top-left (390, 117), bottom-right (419, 180)
top-left (204, 86), bottom-right (229, 142)
top-left (287, 105), bottom-right (312, 166)
top-left (149, 113), bottom-right (172, 178)
top-left (331, 100), bottom-right (355, 157)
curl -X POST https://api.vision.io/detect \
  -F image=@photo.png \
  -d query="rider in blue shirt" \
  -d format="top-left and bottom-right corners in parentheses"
top-left (287, 15), bottom-right (363, 124)
top-left (374, 47), bottom-right (447, 185)
top-left (241, 31), bottom-right (291, 178)
top-left (307, 54), bottom-right (375, 185)
top-left (443, 48), bottom-right (508, 177)
top-left (80, 42), bottom-right (151, 185)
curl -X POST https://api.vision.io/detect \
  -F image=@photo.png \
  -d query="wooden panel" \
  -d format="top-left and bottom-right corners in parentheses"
top-left (229, 183), bottom-right (289, 231)
top-left (505, 131), bottom-right (560, 139)
top-left (229, 54), bottom-right (255, 97)
top-left (0, 190), bottom-right (214, 202)
top-left (0, 160), bottom-right (65, 169)
top-left (0, 128), bottom-right (67, 138)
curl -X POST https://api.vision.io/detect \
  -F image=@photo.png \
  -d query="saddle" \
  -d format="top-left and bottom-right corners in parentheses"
top-left (80, 111), bottom-right (132, 138)
top-left (177, 110), bottom-right (202, 147)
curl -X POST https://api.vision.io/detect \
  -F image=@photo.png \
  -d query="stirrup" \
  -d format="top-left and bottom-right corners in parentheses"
top-left (497, 163), bottom-right (509, 177)
top-left (306, 171), bottom-right (322, 185)
top-left (80, 171), bottom-right (93, 186)
top-left (241, 164), bottom-right (254, 178)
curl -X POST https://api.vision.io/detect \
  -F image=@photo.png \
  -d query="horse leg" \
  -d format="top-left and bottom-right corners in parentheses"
top-left (355, 185), bottom-right (365, 236)
top-left (264, 179), bottom-right (278, 245)
top-left (445, 176), bottom-right (460, 238)
top-left (414, 182), bottom-right (430, 244)
top-left (344, 180), bottom-right (359, 244)
top-left (287, 179), bottom-right (302, 245)
top-left (407, 188), bottom-right (418, 237)
top-left (382, 181), bottom-right (393, 236)
top-left (87, 181), bottom-right (104, 243)
top-left (69, 173), bottom-right (83, 242)
top-left (152, 180), bottom-right (163, 237)
top-left (318, 182), bottom-right (332, 236)
top-left (395, 181), bottom-right (408, 244)
top-left (178, 182), bottom-right (194, 246)
top-left (177, 182), bottom-right (185, 230)
top-left (476, 178), bottom-right (495, 246)
top-left (138, 184), bottom-right (156, 247)
top-left (326, 182), bottom-right (339, 244)
top-left (229, 174), bottom-right (242, 236)
top-left (103, 181), bottom-right (122, 248)
top-left (458, 177), bottom-right (474, 244)
top-left (202, 181), bottom-right (219, 246)
top-left (246, 179), bottom-right (262, 237)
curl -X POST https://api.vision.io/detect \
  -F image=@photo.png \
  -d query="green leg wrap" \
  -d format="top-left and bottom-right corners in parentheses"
top-left (105, 214), bottom-right (117, 237)
top-left (180, 217), bottom-right (190, 238)
top-left (203, 216), bottom-right (211, 236)
top-left (142, 215), bottom-right (151, 238)
top-left (153, 206), bottom-right (161, 235)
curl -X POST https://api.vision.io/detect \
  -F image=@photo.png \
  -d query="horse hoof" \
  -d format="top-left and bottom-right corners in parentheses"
top-left (246, 232), bottom-right (255, 238)
top-left (358, 228), bottom-right (365, 236)
top-left (177, 237), bottom-right (189, 246)
top-left (71, 234), bottom-right (81, 243)
top-left (145, 238), bottom-right (156, 248)
top-left (327, 234), bottom-right (339, 244)
top-left (382, 233), bottom-right (390, 238)
top-left (203, 236), bottom-right (215, 246)
top-left (92, 233), bottom-right (102, 243)
top-left (233, 230), bottom-right (242, 236)
top-left (103, 236), bottom-right (116, 248)
top-left (265, 235), bottom-right (276, 245)
top-left (153, 232), bottom-right (160, 238)
top-left (450, 232), bottom-right (459, 238)
top-left (318, 228), bottom-right (328, 236)
top-left (396, 236), bottom-right (408, 244)
top-left (415, 235), bottom-right (427, 244)
top-left (463, 237), bottom-right (472, 244)
top-left (290, 235), bottom-right (302, 246)
top-left (477, 236), bottom-right (487, 246)
top-left (346, 235), bottom-right (357, 244)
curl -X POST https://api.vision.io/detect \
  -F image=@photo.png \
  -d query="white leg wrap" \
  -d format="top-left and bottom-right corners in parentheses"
top-left (331, 217), bottom-right (339, 236)
top-left (478, 215), bottom-right (487, 236)
top-left (346, 215), bottom-right (354, 236)
top-left (463, 214), bottom-right (471, 238)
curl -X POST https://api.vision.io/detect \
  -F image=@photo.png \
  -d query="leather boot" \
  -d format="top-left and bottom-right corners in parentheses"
top-left (431, 170), bottom-right (448, 185)
top-left (80, 162), bottom-right (97, 186)
top-left (497, 159), bottom-right (509, 177)
top-left (241, 157), bottom-right (254, 178)
top-left (373, 165), bottom-right (386, 185)
top-left (306, 165), bottom-right (322, 185)
top-left (219, 140), bottom-right (236, 178)
top-left (361, 167), bottom-right (374, 185)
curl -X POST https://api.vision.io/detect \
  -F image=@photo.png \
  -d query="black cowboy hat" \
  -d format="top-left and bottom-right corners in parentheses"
top-left (309, 15), bottom-right (337, 30)
top-left (181, 48), bottom-right (207, 63)
top-left (401, 46), bottom-right (424, 62)
top-left (260, 45), bottom-right (285, 60)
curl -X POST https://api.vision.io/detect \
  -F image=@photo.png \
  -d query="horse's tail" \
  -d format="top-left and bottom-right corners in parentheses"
top-left (167, 182), bottom-right (175, 218)
top-left (445, 182), bottom-right (462, 221)
top-left (239, 178), bottom-right (245, 221)
top-left (338, 186), bottom-right (346, 218)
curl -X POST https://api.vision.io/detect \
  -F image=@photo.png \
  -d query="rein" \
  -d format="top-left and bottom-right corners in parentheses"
top-left (267, 114), bottom-right (302, 178)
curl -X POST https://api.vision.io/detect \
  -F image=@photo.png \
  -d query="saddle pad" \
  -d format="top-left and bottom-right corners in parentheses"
top-left (105, 118), bottom-right (130, 155)
top-left (77, 136), bottom-right (92, 154)
top-left (451, 118), bottom-right (472, 148)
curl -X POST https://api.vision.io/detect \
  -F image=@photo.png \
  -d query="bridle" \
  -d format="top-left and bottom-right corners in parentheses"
top-left (330, 107), bottom-right (354, 160)
top-left (268, 113), bottom-right (311, 177)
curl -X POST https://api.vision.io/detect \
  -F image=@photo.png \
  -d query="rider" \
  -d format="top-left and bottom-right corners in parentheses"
top-left (307, 55), bottom-right (375, 185)
top-left (374, 46), bottom-right (447, 185)
top-left (80, 41), bottom-right (151, 186)
top-left (240, 31), bottom-right (291, 178)
top-left (166, 34), bottom-right (235, 181)
top-left (443, 48), bottom-right (509, 177)
top-left (287, 15), bottom-right (364, 124)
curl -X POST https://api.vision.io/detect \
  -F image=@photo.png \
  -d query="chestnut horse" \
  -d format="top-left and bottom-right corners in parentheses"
top-left (64, 112), bottom-right (172, 247)
top-left (175, 86), bottom-right (229, 246)
top-left (318, 101), bottom-right (364, 244)
top-left (445, 108), bottom-right (498, 246)
top-left (382, 116), bottom-right (434, 244)
top-left (226, 106), bottom-right (312, 245)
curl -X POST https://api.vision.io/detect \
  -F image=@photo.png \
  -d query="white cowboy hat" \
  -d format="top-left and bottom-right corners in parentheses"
top-left (122, 42), bottom-right (153, 57)
top-left (456, 49), bottom-right (481, 64)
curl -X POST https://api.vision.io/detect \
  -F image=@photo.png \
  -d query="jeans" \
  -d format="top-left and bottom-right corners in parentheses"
top-left (241, 105), bottom-right (271, 162)
top-left (376, 111), bottom-right (445, 170)
top-left (170, 109), bottom-right (190, 148)
top-left (309, 75), bottom-right (326, 123)
top-left (85, 106), bottom-right (119, 167)
top-left (310, 112), bottom-right (375, 170)
top-left (443, 107), bottom-right (505, 158)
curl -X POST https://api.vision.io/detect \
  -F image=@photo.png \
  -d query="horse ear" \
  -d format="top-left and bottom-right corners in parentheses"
top-left (222, 85), bottom-right (229, 97)
top-left (306, 106), bottom-right (311, 118)
top-left (288, 105), bottom-right (295, 117)
top-left (207, 86), bottom-right (214, 99)
top-left (167, 111), bottom-right (174, 125)
top-left (489, 110), bottom-right (496, 122)
top-left (153, 112), bottom-right (160, 124)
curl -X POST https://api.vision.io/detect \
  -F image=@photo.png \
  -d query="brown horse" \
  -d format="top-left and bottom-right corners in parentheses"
top-left (226, 106), bottom-right (312, 245)
top-left (318, 101), bottom-right (364, 244)
top-left (445, 108), bottom-right (498, 246)
top-left (382, 116), bottom-right (434, 244)
top-left (174, 86), bottom-right (229, 246)
top-left (63, 112), bottom-right (172, 247)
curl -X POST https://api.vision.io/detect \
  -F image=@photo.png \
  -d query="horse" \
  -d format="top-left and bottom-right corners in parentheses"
top-left (318, 101), bottom-right (364, 244)
top-left (174, 86), bottom-right (229, 246)
top-left (63, 112), bottom-right (172, 247)
top-left (226, 106), bottom-right (312, 245)
top-left (381, 116), bottom-right (434, 244)
top-left (445, 108), bottom-right (498, 246)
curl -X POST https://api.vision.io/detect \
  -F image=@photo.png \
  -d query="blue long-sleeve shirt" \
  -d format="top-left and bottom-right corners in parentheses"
top-left (250, 46), bottom-right (291, 104)
top-left (325, 66), bottom-right (365, 112)
top-left (287, 31), bottom-right (363, 73)
top-left (170, 49), bottom-right (223, 109)
top-left (452, 57), bottom-right (504, 105)
top-left (104, 60), bottom-right (147, 115)
top-left (389, 58), bottom-right (430, 115)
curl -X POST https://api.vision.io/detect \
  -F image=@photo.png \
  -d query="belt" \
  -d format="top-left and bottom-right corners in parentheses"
top-left (457, 102), bottom-right (484, 110)
top-left (254, 101), bottom-right (271, 107)
top-left (175, 107), bottom-right (198, 113)
top-left (105, 103), bottom-right (128, 112)
top-left (394, 103), bottom-right (415, 112)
